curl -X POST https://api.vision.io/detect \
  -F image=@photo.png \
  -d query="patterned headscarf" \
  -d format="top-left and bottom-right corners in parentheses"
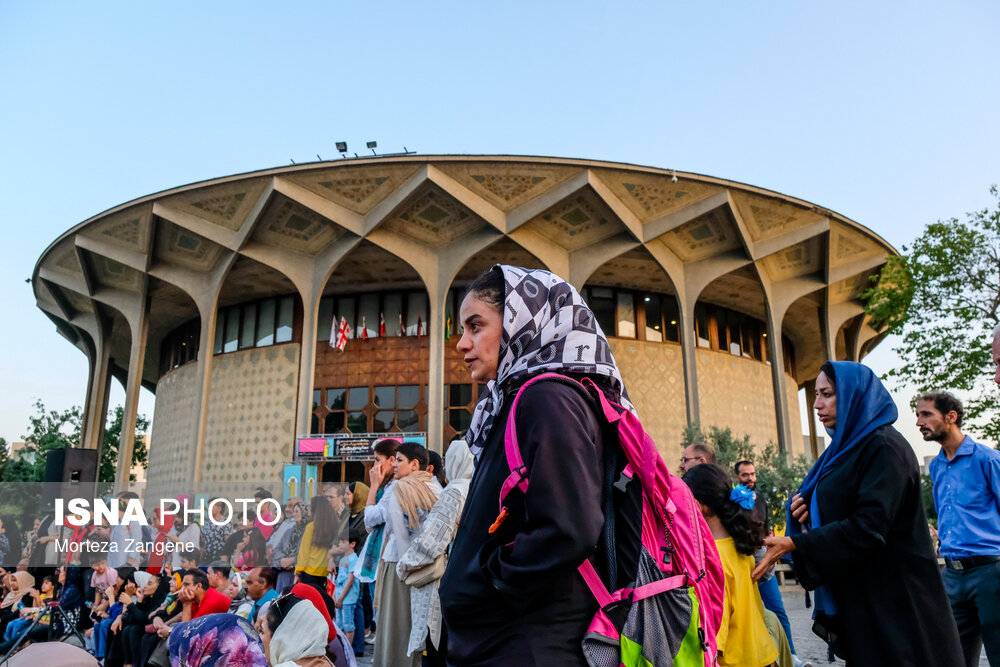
top-left (465, 265), bottom-right (634, 456)
top-left (168, 613), bottom-right (266, 667)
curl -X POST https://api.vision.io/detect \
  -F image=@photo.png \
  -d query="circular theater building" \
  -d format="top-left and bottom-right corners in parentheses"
top-left (32, 155), bottom-right (896, 499)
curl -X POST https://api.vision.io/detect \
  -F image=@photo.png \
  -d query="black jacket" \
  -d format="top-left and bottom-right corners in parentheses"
top-left (439, 379), bottom-right (605, 666)
top-left (791, 425), bottom-right (963, 666)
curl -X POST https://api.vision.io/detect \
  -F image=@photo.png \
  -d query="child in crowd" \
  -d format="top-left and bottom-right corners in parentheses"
top-left (334, 536), bottom-right (359, 643)
top-left (683, 463), bottom-right (779, 667)
top-left (2, 575), bottom-right (57, 642)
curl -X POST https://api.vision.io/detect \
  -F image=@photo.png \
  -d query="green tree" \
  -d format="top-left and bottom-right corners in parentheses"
top-left (1, 401), bottom-right (148, 483)
top-left (864, 185), bottom-right (1000, 445)
top-left (15, 400), bottom-right (82, 481)
top-left (99, 406), bottom-right (149, 483)
top-left (681, 425), bottom-right (811, 532)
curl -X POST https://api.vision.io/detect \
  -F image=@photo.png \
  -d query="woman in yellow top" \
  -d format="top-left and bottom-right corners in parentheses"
top-left (684, 463), bottom-right (778, 667)
top-left (295, 494), bottom-right (341, 615)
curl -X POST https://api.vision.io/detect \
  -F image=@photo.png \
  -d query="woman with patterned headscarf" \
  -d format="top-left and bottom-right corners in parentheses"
top-left (439, 265), bottom-right (634, 666)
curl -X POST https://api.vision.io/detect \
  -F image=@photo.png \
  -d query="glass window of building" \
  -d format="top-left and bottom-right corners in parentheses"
top-left (406, 293), bottom-right (427, 336)
top-left (742, 321), bottom-right (762, 360)
top-left (256, 299), bottom-right (276, 346)
top-left (325, 388), bottom-right (347, 432)
top-left (446, 383), bottom-right (475, 436)
top-left (240, 303), bottom-right (257, 349)
top-left (694, 304), bottom-right (711, 348)
top-left (336, 297), bottom-right (355, 340)
top-left (395, 384), bottom-right (419, 432)
top-left (663, 298), bottom-right (680, 343)
top-left (223, 306), bottom-right (240, 353)
top-left (616, 292), bottom-right (636, 339)
top-left (586, 287), bottom-right (615, 337)
top-left (276, 296), bottom-right (294, 343)
top-left (213, 317), bottom-right (225, 354)
top-left (317, 297), bottom-right (334, 342)
top-left (383, 293), bottom-right (403, 337)
top-left (357, 294), bottom-right (379, 338)
top-left (643, 294), bottom-right (663, 342)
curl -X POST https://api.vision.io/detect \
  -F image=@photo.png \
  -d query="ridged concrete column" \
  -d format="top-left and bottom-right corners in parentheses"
top-left (190, 299), bottom-right (221, 489)
top-left (676, 295), bottom-right (700, 428)
top-left (81, 326), bottom-right (111, 452)
top-left (426, 282), bottom-right (448, 453)
top-left (763, 302), bottom-right (792, 455)
top-left (804, 378), bottom-right (819, 459)
top-left (296, 285), bottom-right (321, 438)
top-left (116, 297), bottom-right (149, 493)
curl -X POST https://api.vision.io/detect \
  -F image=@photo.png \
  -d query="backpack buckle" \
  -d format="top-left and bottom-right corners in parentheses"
top-left (602, 590), bottom-right (633, 634)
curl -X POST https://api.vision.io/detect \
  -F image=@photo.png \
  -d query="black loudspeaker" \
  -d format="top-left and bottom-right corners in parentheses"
top-left (44, 448), bottom-right (98, 485)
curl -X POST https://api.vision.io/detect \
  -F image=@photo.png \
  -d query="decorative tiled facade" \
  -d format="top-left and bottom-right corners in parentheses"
top-left (695, 349), bottom-right (799, 453)
top-left (609, 340), bottom-right (687, 464)
top-left (146, 361), bottom-right (200, 501)
top-left (201, 344), bottom-right (300, 486)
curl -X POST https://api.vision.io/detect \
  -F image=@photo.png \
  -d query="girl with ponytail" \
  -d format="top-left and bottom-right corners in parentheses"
top-left (683, 463), bottom-right (777, 667)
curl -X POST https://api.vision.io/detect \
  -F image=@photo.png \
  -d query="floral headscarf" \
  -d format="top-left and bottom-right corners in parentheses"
top-left (168, 613), bottom-right (266, 667)
top-left (465, 265), bottom-right (635, 456)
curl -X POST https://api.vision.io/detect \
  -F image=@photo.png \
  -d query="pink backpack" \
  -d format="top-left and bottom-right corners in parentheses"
top-left (495, 373), bottom-right (725, 667)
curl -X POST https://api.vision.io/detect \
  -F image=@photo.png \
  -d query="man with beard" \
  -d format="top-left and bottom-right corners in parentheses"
top-left (918, 391), bottom-right (1000, 666)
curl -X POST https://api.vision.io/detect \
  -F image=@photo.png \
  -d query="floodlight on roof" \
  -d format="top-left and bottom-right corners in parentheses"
top-left (336, 141), bottom-right (348, 153)
top-left (367, 140), bottom-right (378, 156)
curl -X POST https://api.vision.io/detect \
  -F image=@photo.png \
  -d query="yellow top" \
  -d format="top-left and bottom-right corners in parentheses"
top-left (295, 522), bottom-right (330, 577)
top-left (715, 537), bottom-right (779, 667)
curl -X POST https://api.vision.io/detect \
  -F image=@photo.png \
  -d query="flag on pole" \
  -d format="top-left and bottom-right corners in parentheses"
top-left (333, 316), bottom-right (349, 352)
top-left (445, 311), bottom-right (452, 337)
top-left (361, 315), bottom-right (368, 341)
top-left (399, 313), bottom-right (405, 336)
top-left (416, 315), bottom-right (423, 337)
top-left (379, 312), bottom-right (386, 337)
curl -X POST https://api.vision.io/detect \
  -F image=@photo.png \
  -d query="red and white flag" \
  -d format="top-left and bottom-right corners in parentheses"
top-left (333, 316), bottom-right (349, 352)
top-left (399, 313), bottom-right (405, 336)
top-left (361, 315), bottom-right (368, 341)
top-left (379, 312), bottom-right (386, 337)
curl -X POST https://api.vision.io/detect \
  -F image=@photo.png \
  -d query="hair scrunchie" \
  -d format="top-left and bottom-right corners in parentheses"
top-left (729, 484), bottom-right (756, 511)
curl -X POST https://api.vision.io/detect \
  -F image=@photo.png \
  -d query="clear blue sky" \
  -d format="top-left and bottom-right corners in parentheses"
top-left (1, 1), bottom-right (997, 458)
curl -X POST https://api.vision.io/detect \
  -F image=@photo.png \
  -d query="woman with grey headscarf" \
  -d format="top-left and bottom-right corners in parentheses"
top-left (439, 265), bottom-right (632, 665)
top-left (396, 439), bottom-right (475, 663)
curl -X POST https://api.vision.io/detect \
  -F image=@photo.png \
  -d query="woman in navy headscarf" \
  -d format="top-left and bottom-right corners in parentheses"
top-left (754, 361), bottom-right (962, 666)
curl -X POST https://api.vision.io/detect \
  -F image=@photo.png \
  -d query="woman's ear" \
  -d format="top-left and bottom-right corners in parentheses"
top-left (696, 501), bottom-right (713, 518)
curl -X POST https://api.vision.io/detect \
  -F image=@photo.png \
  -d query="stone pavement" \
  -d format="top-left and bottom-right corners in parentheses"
top-left (780, 584), bottom-right (987, 666)
top-left (355, 586), bottom-right (985, 666)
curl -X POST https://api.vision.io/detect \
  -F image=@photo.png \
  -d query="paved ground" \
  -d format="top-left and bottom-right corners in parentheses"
top-left (781, 584), bottom-right (988, 666)
top-left (356, 586), bottom-right (986, 666)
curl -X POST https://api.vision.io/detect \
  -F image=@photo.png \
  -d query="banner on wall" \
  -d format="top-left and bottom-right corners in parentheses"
top-left (282, 464), bottom-right (318, 502)
top-left (294, 433), bottom-right (426, 462)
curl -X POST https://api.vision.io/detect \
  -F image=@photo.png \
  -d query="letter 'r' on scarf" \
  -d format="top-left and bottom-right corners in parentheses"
top-left (786, 360), bottom-right (897, 616)
top-left (465, 264), bottom-right (635, 457)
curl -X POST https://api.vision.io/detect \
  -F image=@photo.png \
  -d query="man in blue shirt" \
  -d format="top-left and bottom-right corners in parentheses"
top-left (245, 566), bottom-right (278, 625)
top-left (918, 391), bottom-right (1000, 667)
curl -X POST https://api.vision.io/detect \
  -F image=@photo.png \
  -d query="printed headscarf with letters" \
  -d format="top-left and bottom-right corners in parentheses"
top-left (465, 265), bottom-right (635, 457)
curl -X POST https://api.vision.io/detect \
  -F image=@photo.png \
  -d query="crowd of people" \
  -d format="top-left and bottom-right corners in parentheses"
top-left (0, 263), bottom-right (997, 667)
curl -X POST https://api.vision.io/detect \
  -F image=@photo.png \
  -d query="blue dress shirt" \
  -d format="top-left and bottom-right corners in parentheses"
top-left (929, 435), bottom-right (1000, 559)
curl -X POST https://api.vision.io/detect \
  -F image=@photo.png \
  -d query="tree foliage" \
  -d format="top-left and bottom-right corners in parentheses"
top-left (681, 425), bottom-right (811, 532)
top-left (2, 401), bottom-right (148, 483)
top-left (99, 406), bottom-right (149, 483)
top-left (863, 185), bottom-right (1000, 445)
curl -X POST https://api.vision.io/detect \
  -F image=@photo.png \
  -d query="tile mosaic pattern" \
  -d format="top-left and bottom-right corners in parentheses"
top-left (202, 343), bottom-right (300, 486)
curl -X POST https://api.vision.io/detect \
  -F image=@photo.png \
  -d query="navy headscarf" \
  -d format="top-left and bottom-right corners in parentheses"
top-left (786, 361), bottom-right (897, 616)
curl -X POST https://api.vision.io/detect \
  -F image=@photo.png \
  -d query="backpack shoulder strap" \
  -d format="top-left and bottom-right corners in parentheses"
top-left (498, 372), bottom-right (587, 508)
